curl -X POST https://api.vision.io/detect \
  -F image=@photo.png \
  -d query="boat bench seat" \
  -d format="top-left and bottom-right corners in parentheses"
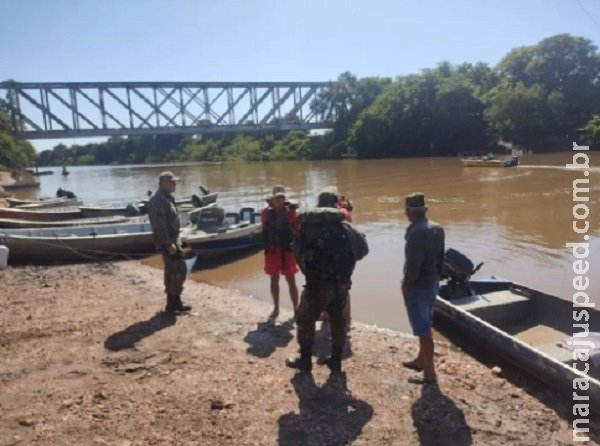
top-left (537, 342), bottom-right (575, 365)
top-left (456, 290), bottom-right (533, 328)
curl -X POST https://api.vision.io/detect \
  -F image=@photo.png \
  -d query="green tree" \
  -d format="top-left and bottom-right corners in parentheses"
top-left (488, 34), bottom-right (600, 146)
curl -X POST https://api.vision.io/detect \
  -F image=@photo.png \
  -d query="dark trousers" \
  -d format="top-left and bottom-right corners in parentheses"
top-left (161, 252), bottom-right (187, 297)
top-left (296, 281), bottom-right (349, 351)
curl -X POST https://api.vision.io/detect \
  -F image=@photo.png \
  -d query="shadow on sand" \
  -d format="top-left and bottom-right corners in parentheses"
top-left (104, 311), bottom-right (176, 351)
top-left (411, 383), bottom-right (472, 446)
top-left (244, 319), bottom-right (295, 358)
top-left (435, 318), bottom-right (600, 441)
top-left (278, 372), bottom-right (373, 446)
top-left (313, 321), bottom-right (353, 365)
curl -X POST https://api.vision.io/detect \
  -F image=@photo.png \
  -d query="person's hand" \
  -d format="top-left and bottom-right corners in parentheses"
top-left (167, 244), bottom-right (178, 256)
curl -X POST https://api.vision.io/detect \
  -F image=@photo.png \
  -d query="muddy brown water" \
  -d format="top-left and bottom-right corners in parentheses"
top-left (16, 152), bottom-right (600, 332)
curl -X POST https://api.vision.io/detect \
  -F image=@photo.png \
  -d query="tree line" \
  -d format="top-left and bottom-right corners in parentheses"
top-left (2, 33), bottom-right (599, 169)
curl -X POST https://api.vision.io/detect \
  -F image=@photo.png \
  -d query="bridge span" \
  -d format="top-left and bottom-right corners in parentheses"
top-left (0, 81), bottom-right (335, 139)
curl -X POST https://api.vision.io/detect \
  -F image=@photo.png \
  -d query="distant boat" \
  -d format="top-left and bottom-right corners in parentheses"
top-left (62, 166), bottom-right (70, 176)
top-left (25, 168), bottom-right (54, 176)
top-left (462, 156), bottom-right (519, 167)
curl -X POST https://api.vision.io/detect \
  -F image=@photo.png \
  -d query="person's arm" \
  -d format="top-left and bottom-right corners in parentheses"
top-left (437, 226), bottom-right (446, 277)
top-left (288, 207), bottom-right (299, 232)
top-left (402, 229), bottom-right (426, 293)
top-left (148, 198), bottom-right (175, 253)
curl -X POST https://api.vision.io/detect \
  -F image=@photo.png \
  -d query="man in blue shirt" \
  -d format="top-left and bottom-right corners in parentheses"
top-left (401, 193), bottom-right (445, 384)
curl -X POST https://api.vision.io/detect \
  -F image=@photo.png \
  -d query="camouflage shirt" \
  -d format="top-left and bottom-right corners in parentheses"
top-left (147, 189), bottom-right (181, 251)
top-left (403, 217), bottom-right (445, 290)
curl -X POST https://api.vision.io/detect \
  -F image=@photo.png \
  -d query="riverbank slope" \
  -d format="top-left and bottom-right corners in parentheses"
top-left (0, 260), bottom-right (597, 445)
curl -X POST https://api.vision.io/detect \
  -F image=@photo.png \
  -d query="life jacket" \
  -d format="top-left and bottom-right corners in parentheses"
top-left (293, 208), bottom-right (359, 282)
top-left (263, 206), bottom-right (294, 251)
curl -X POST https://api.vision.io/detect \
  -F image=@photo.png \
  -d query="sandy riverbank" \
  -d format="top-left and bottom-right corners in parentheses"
top-left (0, 260), bottom-right (598, 445)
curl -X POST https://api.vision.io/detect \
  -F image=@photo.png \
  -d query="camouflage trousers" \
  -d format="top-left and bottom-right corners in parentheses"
top-left (161, 252), bottom-right (187, 297)
top-left (296, 280), bottom-right (349, 350)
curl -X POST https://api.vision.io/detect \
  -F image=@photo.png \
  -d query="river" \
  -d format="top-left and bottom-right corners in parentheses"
top-left (14, 153), bottom-right (600, 331)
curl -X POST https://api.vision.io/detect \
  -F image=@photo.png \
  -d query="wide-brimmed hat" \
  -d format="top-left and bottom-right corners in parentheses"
top-left (405, 192), bottom-right (426, 209)
top-left (266, 185), bottom-right (286, 199)
top-left (158, 171), bottom-right (181, 182)
top-left (317, 185), bottom-right (339, 207)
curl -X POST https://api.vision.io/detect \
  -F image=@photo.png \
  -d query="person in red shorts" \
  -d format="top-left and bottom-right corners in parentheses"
top-left (262, 185), bottom-right (299, 322)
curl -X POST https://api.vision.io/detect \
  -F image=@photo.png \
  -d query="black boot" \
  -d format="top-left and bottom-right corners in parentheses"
top-left (326, 346), bottom-right (343, 373)
top-left (173, 295), bottom-right (192, 313)
top-left (165, 295), bottom-right (192, 313)
top-left (285, 344), bottom-right (312, 372)
top-left (165, 294), bottom-right (177, 313)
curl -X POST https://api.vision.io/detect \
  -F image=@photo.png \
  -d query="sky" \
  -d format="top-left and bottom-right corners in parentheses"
top-left (1, 0), bottom-right (600, 151)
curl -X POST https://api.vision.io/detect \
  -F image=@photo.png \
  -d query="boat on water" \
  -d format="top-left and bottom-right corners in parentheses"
top-left (0, 206), bottom-right (262, 262)
top-left (183, 206), bottom-right (262, 259)
top-left (462, 155), bottom-right (519, 167)
top-left (7, 197), bottom-right (81, 209)
top-left (80, 191), bottom-right (219, 218)
top-left (0, 206), bottom-right (83, 222)
top-left (25, 169), bottom-right (54, 176)
top-left (0, 215), bottom-right (133, 229)
top-left (435, 249), bottom-right (600, 412)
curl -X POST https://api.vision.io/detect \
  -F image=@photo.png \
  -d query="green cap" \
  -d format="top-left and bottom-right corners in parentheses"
top-left (405, 193), bottom-right (426, 208)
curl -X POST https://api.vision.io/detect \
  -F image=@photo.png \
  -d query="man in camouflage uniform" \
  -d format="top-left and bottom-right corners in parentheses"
top-left (148, 171), bottom-right (191, 314)
top-left (286, 187), bottom-right (357, 373)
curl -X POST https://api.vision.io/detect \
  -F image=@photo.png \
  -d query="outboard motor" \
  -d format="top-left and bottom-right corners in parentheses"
top-left (440, 248), bottom-right (483, 300)
top-left (125, 203), bottom-right (142, 217)
top-left (56, 187), bottom-right (76, 199)
top-left (191, 193), bottom-right (204, 208)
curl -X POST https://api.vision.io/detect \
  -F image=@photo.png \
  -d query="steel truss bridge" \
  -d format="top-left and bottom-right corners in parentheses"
top-left (0, 81), bottom-right (335, 139)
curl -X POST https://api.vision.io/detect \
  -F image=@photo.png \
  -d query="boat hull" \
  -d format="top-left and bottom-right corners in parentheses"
top-left (0, 207), bottom-right (83, 221)
top-left (0, 222), bottom-right (155, 262)
top-left (8, 197), bottom-right (81, 209)
top-left (0, 215), bottom-right (134, 229)
top-left (182, 223), bottom-right (263, 260)
top-left (462, 158), bottom-right (519, 167)
top-left (435, 279), bottom-right (600, 412)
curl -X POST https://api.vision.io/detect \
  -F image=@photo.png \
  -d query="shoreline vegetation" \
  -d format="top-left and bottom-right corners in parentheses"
top-left (1, 260), bottom-right (598, 445)
top-left (0, 33), bottom-right (596, 170)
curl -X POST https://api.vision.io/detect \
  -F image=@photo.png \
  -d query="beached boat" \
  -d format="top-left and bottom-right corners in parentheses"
top-left (0, 206), bottom-right (262, 263)
top-left (79, 203), bottom-right (146, 218)
top-left (436, 250), bottom-right (600, 412)
top-left (182, 206), bottom-right (262, 259)
top-left (0, 215), bottom-right (133, 229)
top-left (7, 197), bottom-right (81, 209)
top-left (79, 192), bottom-right (218, 218)
top-left (462, 156), bottom-right (519, 167)
top-left (0, 222), bottom-right (155, 261)
top-left (0, 206), bottom-right (83, 222)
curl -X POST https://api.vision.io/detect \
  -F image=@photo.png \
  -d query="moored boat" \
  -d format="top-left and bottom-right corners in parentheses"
top-left (0, 206), bottom-right (83, 222)
top-left (0, 215), bottom-right (134, 229)
top-left (182, 206), bottom-right (262, 259)
top-left (435, 249), bottom-right (600, 412)
top-left (7, 197), bottom-right (81, 209)
top-left (0, 205), bottom-right (262, 263)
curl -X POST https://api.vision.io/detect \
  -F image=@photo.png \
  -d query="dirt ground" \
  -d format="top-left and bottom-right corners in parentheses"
top-left (0, 260), bottom-right (598, 446)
